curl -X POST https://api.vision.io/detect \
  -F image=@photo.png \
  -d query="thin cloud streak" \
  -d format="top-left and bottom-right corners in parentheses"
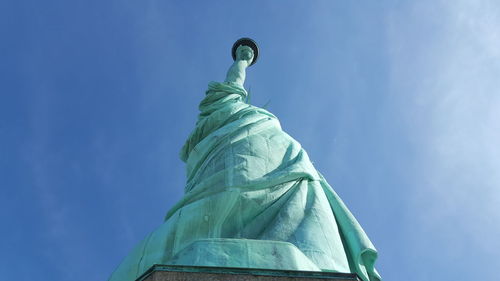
top-left (387, 0), bottom-right (500, 277)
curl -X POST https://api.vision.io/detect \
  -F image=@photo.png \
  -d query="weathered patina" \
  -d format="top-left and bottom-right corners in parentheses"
top-left (109, 38), bottom-right (380, 281)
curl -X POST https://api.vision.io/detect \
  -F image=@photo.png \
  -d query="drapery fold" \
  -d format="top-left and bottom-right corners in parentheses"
top-left (108, 82), bottom-right (380, 281)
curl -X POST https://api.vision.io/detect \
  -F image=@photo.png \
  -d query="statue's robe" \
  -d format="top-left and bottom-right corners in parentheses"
top-left (109, 82), bottom-right (381, 281)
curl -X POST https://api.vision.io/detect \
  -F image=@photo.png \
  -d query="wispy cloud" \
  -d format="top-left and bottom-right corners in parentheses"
top-left (387, 0), bottom-right (500, 267)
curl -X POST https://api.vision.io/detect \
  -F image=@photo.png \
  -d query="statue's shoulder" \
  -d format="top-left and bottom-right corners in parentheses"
top-left (207, 81), bottom-right (248, 98)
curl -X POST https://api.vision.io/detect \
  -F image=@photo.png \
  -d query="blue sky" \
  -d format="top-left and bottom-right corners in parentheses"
top-left (2, 1), bottom-right (500, 281)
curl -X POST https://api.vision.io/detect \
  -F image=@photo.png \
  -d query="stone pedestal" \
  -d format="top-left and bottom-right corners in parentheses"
top-left (137, 265), bottom-right (360, 281)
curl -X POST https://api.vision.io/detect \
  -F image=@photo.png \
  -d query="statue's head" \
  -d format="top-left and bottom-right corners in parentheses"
top-left (232, 38), bottom-right (259, 66)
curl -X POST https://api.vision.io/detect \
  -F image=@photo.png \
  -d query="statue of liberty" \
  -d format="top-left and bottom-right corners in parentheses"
top-left (109, 38), bottom-right (381, 281)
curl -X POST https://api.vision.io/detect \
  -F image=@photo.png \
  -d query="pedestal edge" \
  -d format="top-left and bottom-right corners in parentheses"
top-left (136, 264), bottom-right (361, 281)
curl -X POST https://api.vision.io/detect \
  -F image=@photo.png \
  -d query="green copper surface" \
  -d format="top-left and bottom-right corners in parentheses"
top-left (109, 39), bottom-right (380, 281)
top-left (169, 238), bottom-right (320, 270)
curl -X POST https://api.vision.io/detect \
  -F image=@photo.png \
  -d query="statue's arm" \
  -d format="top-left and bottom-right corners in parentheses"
top-left (224, 60), bottom-right (249, 86)
top-left (224, 45), bottom-right (254, 86)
